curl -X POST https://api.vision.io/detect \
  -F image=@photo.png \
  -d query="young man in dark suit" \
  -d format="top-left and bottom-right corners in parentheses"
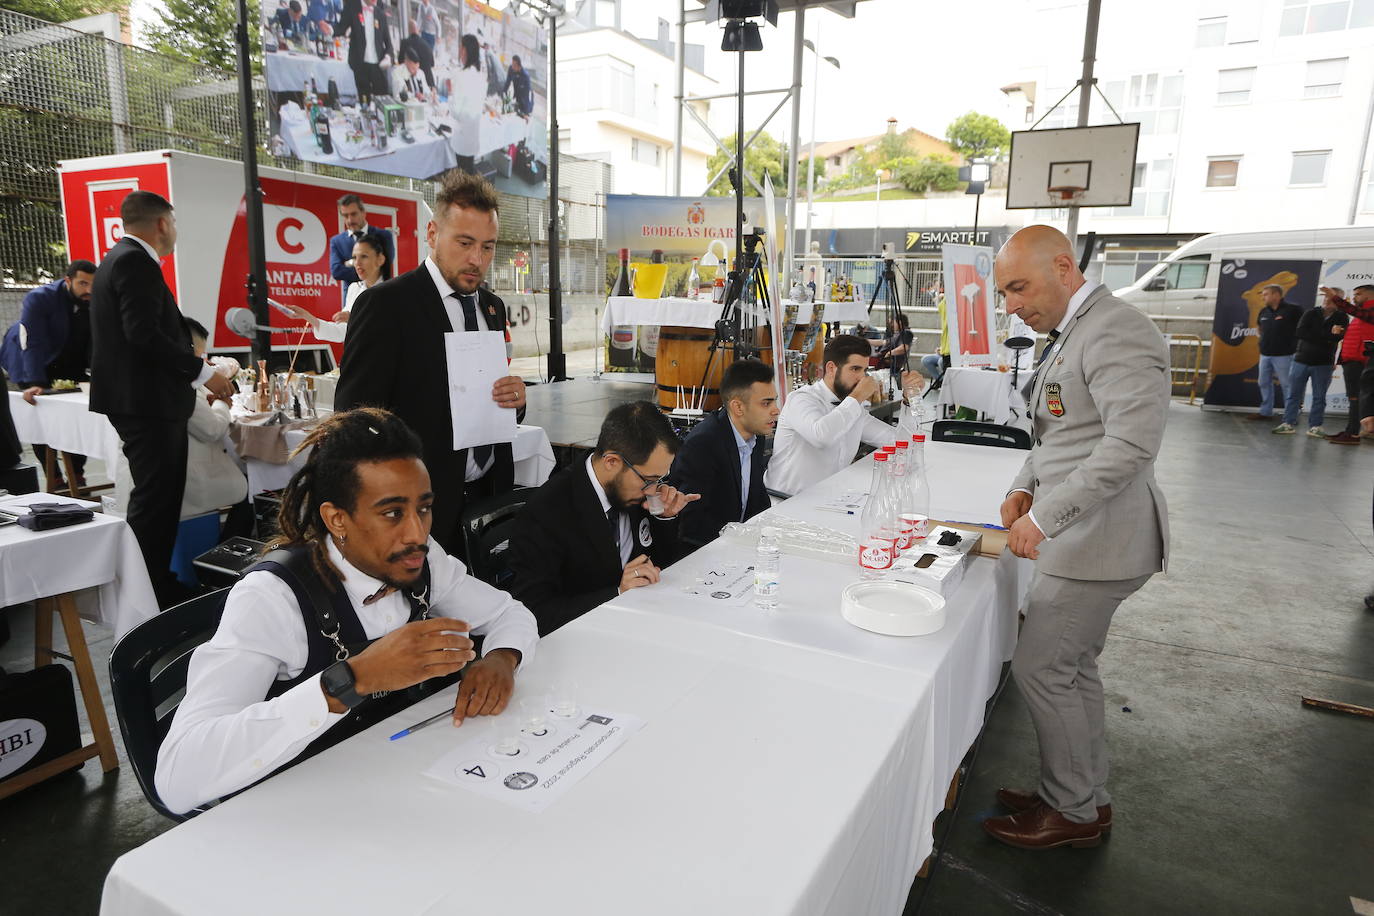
top-left (667, 358), bottom-right (779, 555)
top-left (89, 191), bottom-right (234, 602)
top-left (334, 172), bottom-right (525, 556)
top-left (507, 401), bottom-right (700, 635)
top-left (340, 0), bottom-right (394, 102)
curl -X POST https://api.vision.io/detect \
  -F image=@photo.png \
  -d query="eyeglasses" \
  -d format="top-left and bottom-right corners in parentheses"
top-left (615, 456), bottom-right (665, 492)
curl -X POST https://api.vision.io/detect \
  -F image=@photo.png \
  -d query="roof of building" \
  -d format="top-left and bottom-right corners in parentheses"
top-left (800, 126), bottom-right (954, 162)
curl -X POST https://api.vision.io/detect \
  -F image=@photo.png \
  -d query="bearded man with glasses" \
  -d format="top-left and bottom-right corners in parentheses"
top-left (507, 401), bottom-right (700, 634)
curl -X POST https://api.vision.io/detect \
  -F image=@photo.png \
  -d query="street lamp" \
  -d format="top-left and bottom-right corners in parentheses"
top-left (873, 167), bottom-right (890, 253)
top-left (801, 37), bottom-right (839, 257)
top-left (958, 158), bottom-right (991, 244)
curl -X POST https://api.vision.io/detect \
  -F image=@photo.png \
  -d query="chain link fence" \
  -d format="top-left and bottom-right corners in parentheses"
top-left (0, 7), bottom-right (609, 349)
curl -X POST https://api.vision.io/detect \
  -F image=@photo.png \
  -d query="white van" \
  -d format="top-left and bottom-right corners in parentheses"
top-left (1114, 227), bottom-right (1374, 327)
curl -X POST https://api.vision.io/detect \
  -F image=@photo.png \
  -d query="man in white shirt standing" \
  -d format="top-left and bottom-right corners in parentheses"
top-left (764, 334), bottom-right (921, 496)
top-left (155, 407), bottom-right (539, 816)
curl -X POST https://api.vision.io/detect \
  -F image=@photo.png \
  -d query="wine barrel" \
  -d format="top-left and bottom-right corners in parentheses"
top-left (656, 327), bottom-right (773, 412)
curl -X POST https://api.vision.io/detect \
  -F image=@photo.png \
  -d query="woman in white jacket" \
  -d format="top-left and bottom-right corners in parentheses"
top-left (282, 233), bottom-right (389, 343)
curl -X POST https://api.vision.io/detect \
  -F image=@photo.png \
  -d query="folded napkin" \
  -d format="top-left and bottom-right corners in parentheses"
top-left (16, 502), bottom-right (96, 531)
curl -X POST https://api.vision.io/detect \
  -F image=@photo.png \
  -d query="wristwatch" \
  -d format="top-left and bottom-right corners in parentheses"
top-left (321, 660), bottom-right (364, 710)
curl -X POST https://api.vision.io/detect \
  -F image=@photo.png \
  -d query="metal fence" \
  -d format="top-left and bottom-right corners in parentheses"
top-left (0, 7), bottom-right (608, 319)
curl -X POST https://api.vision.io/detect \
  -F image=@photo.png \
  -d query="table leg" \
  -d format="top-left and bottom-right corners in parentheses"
top-left (34, 596), bottom-right (54, 666)
top-left (60, 452), bottom-right (80, 498)
top-left (43, 446), bottom-right (59, 492)
top-left (56, 593), bottom-right (120, 773)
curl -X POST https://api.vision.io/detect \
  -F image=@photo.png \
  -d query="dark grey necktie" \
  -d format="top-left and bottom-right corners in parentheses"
top-left (606, 506), bottom-right (622, 555)
top-left (1035, 329), bottom-right (1061, 368)
top-left (453, 292), bottom-right (493, 469)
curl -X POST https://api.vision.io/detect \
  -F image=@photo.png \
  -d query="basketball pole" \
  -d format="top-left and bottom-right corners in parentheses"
top-left (1063, 0), bottom-right (1101, 253)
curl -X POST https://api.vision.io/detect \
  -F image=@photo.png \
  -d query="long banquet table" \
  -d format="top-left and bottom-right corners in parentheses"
top-left (100, 442), bottom-right (1029, 916)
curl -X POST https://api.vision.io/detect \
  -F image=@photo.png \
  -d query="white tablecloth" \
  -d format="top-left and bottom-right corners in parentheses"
top-left (7, 391), bottom-right (121, 464)
top-left (280, 113), bottom-right (457, 179)
top-left (242, 424), bottom-right (557, 496)
top-left (601, 297), bottom-right (867, 332)
top-left (936, 366), bottom-right (1027, 426)
top-left (0, 493), bottom-right (158, 638)
top-left (99, 442), bottom-right (1032, 916)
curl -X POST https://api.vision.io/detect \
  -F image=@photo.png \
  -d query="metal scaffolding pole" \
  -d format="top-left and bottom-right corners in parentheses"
top-left (1063, 0), bottom-right (1101, 249)
top-left (782, 9), bottom-right (804, 287)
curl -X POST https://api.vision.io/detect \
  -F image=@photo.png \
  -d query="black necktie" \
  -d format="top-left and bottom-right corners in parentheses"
top-left (606, 506), bottom-right (622, 556)
top-left (455, 292), bottom-right (493, 469)
top-left (1035, 330), bottom-right (1061, 369)
top-left (352, 230), bottom-right (363, 240)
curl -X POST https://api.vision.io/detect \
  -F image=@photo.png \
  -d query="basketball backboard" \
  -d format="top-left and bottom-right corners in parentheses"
top-left (1005, 123), bottom-right (1140, 209)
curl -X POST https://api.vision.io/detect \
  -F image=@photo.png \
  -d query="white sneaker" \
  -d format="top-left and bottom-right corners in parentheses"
top-left (1307, 426), bottom-right (1327, 439)
top-left (1272, 423), bottom-right (1296, 434)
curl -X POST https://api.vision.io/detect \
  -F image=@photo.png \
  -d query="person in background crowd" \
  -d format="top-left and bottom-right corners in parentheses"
top-left (764, 333), bottom-right (921, 497)
top-left (416, 0), bottom-right (439, 50)
top-left (89, 191), bottom-right (234, 606)
top-left (875, 312), bottom-right (913, 392)
top-left (329, 194), bottom-right (396, 308)
top-left (335, 172), bottom-right (525, 556)
top-left (501, 55), bottom-right (533, 117)
top-left (1249, 284), bottom-right (1302, 423)
top-left (507, 401), bottom-right (698, 635)
top-left (155, 407), bottom-right (539, 815)
top-left (667, 359), bottom-right (779, 555)
top-left (918, 293), bottom-right (950, 383)
top-left (1274, 287), bottom-right (1347, 437)
top-left (340, 0), bottom-right (394, 103)
top-left (988, 225), bottom-right (1169, 851)
top-left (1, 260), bottom-right (97, 489)
top-left (274, 0), bottom-right (306, 41)
top-left (398, 21), bottom-right (437, 91)
top-left (286, 234), bottom-right (389, 343)
top-left (1325, 284), bottom-right (1374, 445)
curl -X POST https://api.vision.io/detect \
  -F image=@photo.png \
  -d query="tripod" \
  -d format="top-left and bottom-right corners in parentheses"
top-left (865, 258), bottom-right (907, 397)
top-left (687, 231), bottom-right (771, 413)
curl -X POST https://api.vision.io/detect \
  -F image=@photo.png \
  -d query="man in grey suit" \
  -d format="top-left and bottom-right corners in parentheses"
top-left (983, 225), bottom-right (1170, 851)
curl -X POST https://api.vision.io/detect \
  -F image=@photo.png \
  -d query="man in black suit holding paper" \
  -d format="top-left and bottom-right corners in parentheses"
top-left (507, 401), bottom-right (699, 635)
top-left (334, 172), bottom-right (525, 556)
top-left (667, 358), bottom-right (778, 555)
top-left (89, 191), bottom-right (234, 601)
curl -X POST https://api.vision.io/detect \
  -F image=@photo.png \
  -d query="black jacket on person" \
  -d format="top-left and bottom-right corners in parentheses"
top-left (88, 236), bottom-right (202, 421)
top-left (666, 408), bottom-right (771, 554)
top-left (340, 0), bottom-right (394, 69)
top-left (506, 462), bottom-right (679, 635)
top-left (1256, 301), bottom-right (1303, 357)
top-left (1293, 307), bottom-right (1348, 366)
top-left (334, 265), bottom-right (517, 553)
top-left (399, 34), bottom-right (436, 88)
top-left (0, 380), bottom-right (21, 468)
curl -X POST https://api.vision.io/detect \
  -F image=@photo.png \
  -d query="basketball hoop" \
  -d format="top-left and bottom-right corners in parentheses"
top-left (1048, 185), bottom-right (1086, 203)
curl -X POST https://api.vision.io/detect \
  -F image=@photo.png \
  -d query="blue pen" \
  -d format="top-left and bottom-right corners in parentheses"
top-left (389, 707), bottom-right (452, 740)
top-left (944, 520), bottom-right (1008, 531)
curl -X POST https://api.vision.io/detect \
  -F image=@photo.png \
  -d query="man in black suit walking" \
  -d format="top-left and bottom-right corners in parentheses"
top-left (667, 359), bottom-right (779, 556)
top-left (507, 401), bottom-right (699, 635)
top-left (334, 172), bottom-right (526, 555)
top-left (89, 191), bottom-right (234, 602)
top-left (340, 0), bottom-right (394, 103)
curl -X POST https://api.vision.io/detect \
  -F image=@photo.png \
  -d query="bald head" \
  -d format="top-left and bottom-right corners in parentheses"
top-left (995, 225), bottom-right (1086, 333)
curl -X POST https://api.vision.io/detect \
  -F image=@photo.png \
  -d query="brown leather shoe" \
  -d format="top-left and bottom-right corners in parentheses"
top-left (995, 787), bottom-right (1112, 829)
top-left (983, 802), bottom-right (1102, 849)
top-left (1328, 432), bottom-right (1361, 445)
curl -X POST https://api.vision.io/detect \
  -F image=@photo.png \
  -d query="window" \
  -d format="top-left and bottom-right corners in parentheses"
top-left (1103, 160), bottom-right (1172, 217)
top-left (558, 63), bottom-right (601, 113)
top-left (1280, 0), bottom-right (1374, 34)
top-left (1364, 169), bottom-right (1374, 210)
top-left (1207, 157), bottom-right (1240, 187)
top-left (1217, 67), bottom-right (1254, 105)
top-left (631, 138), bottom-right (660, 166)
top-left (1196, 16), bottom-right (1226, 45)
top-left (1100, 250), bottom-right (1166, 290)
top-left (1096, 73), bottom-right (1181, 136)
top-left (595, 0), bottom-right (617, 28)
top-left (1164, 258), bottom-right (1209, 290)
top-left (557, 128), bottom-right (571, 146)
top-left (1290, 150), bottom-right (1331, 185)
top-left (607, 59), bottom-right (634, 116)
top-left (1129, 73), bottom-right (1158, 107)
top-left (1305, 58), bottom-right (1347, 97)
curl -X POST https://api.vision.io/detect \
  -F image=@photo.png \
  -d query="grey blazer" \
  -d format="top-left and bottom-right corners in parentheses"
top-left (1010, 285), bottom-right (1170, 581)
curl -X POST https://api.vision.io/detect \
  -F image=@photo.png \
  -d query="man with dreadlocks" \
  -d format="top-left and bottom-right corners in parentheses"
top-left (155, 408), bottom-right (538, 815)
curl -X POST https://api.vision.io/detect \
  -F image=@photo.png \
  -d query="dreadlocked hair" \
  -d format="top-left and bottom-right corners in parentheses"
top-left (272, 407), bottom-right (425, 587)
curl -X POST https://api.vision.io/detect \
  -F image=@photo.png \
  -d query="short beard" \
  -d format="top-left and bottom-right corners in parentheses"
top-left (831, 375), bottom-right (854, 401)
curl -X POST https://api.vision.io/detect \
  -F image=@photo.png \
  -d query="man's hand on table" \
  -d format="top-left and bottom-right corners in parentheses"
top-left (492, 375), bottom-right (526, 410)
top-left (452, 648), bottom-right (520, 725)
top-left (21, 385), bottom-right (42, 405)
top-left (618, 554), bottom-right (660, 593)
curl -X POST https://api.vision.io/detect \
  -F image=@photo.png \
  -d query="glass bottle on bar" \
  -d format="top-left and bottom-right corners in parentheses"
top-left (608, 248), bottom-right (636, 369)
top-left (685, 258), bottom-right (702, 301)
top-left (637, 250), bottom-right (665, 372)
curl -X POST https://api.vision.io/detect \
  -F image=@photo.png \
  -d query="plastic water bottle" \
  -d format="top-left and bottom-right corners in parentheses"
top-left (859, 453), bottom-right (898, 576)
top-left (754, 527), bottom-right (781, 611)
top-left (892, 440), bottom-right (916, 551)
top-left (903, 435), bottom-right (932, 544)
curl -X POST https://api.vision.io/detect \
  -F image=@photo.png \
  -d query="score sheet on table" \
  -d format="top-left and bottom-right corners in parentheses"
top-left (446, 331), bottom-right (517, 451)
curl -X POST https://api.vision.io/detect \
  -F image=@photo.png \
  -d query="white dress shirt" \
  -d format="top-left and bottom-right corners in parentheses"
top-left (586, 455), bottom-right (633, 568)
top-left (731, 419), bottom-right (756, 519)
top-left (154, 536), bottom-right (539, 815)
top-left (764, 378), bottom-right (895, 497)
top-left (125, 232), bottom-right (216, 388)
top-left (1016, 281), bottom-right (1101, 538)
top-left (423, 257), bottom-right (500, 482)
top-left (361, 4), bottom-right (377, 63)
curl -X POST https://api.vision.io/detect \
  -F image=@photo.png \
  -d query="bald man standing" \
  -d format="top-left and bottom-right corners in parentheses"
top-left (984, 226), bottom-right (1170, 850)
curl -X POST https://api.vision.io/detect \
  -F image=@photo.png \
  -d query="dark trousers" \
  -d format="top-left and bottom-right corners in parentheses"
top-left (30, 443), bottom-right (86, 481)
top-left (350, 62), bottom-right (387, 101)
top-left (108, 414), bottom-right (188, 592)
top-left (1341, 359), bottom-right (1365, 435)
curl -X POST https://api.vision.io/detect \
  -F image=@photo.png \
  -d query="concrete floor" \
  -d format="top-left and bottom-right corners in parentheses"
top-left (3, 396), bottom-right (1374, 914)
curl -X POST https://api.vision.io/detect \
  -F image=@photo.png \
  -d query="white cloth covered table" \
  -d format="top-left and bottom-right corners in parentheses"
top-left (601, 297), bottom-right (867, 331)
top-left (7, 390), bottom-right (121, 464)
top-left (0, 493), bottom-right (157, 638)
top-left (936, 366), bottom-right (1027, 426)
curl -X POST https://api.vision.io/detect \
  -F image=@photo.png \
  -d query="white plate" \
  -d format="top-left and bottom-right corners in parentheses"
top-left (840, 579), bottom-right (946, 637)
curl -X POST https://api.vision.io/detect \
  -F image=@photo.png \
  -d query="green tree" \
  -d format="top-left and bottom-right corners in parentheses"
top-left (0, 0), bottom-right (126, 22)
top-left (946, 111), bottom-right (1010, 159)
top-left (705, 131), bottom-right (789, 197)
top-left (886, 155), bottom-right (960, 194)
top-left (143, 0), bottom-right (253, 75)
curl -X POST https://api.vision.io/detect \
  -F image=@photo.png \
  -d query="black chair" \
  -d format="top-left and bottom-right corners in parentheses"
top-left (460, 487), bottom-right (531, 587)
top-left (931, 419), bottom-right (1032, 450)
top-left (0, 462), bottom-right (39, 495)
top-left (108, 589), bottom-right (230, 821)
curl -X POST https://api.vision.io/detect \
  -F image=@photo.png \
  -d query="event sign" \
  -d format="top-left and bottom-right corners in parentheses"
top-left (1203, 258), bottom-right (1320, 409)
top-left (261, 0), bottom-right (548, 194)
top-left (940, 244), bottom-right (997, 368)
